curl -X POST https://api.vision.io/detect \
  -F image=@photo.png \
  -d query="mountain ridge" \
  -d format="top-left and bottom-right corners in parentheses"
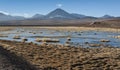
top-left (0, 8), bottom-right (118, 21)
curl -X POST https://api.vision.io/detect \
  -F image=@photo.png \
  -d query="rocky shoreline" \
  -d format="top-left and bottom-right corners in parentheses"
top-left (0, 40), bottom-right (120, 70)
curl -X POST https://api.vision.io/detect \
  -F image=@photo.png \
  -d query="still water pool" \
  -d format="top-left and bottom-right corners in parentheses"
top-left (0, 28), bottom-right (120, 47)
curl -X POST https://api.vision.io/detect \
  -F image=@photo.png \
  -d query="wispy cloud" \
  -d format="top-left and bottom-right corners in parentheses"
top-left (0, 11), bottom-right (9, 15)
top-left (0, 11), bottom-right (32, 17)
top-left (56, 4), bottom-right (63, 8)
top-left (12, 13), bottom-right (32, 17)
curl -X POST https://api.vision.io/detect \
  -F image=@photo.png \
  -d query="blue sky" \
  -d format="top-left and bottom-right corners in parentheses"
top-left (0, 0), bottom-right (119, 17)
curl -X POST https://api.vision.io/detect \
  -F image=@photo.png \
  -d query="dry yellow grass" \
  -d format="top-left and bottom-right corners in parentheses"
top-left (0, 27), bottom-right (17, 31)
top-left (0, 40), bottom-right (120, 70)
top-left (0, 26), bottom-right (120, 32)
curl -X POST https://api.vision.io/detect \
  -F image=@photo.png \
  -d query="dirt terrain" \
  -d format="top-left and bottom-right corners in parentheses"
top-left (0, 40), bottom-right (120, 70)
top-left (0, 18), bottom-right (120, 28)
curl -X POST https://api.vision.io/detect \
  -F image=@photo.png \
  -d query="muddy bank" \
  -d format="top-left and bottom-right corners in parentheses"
top-left (0, 40), bottom-right (120, 70)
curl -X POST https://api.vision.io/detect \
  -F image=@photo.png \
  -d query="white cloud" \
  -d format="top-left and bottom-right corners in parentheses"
top-left (56, 4), bottom-right (63, 8)
top-left (12, 13), bottom-right (32, 17)
top-left (0, 11), bottom-right (32, 17)
top-left (0, 11), bottom-right (33, 17)
top-left (0, 11), bottom-right (9, 15)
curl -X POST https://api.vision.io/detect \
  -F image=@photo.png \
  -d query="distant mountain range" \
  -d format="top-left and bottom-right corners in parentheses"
top-left (0, 8), bottom-right (118, 21)
top-left (31, 8), bottom-right (97, 20)
top-left (100, 15), bottom-right (115, 19)
top-left (0, 13), bottom-right (25, 21)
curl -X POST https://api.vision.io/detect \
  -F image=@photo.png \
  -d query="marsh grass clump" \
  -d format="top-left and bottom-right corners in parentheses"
top-left (33, 32), bottom-right (36, 34)
top-left (35, 38), bottom-right (41, 42)
top-left (41, 42), bottom-right (48, 46)
top-left (22, 38), bottom-right (28, 42)
top-left (114, 35), bottom-right (120, 39)
top-left (35, 38), bottom-right (59, 42)
top-left (100, 39), bottom-right (110, 42)
top-left (64, 43), bottom-right (71, 47)
top-left (67, 37), bottom-right (71, 41)
top-left (0, 34), bottom-right (8, 37)
top-left (89, 44), bottom-right (101, 47)
top-left (13, 35), bottom-right (21, 39)
top-left (28, 42), bottom-right (33, 45)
